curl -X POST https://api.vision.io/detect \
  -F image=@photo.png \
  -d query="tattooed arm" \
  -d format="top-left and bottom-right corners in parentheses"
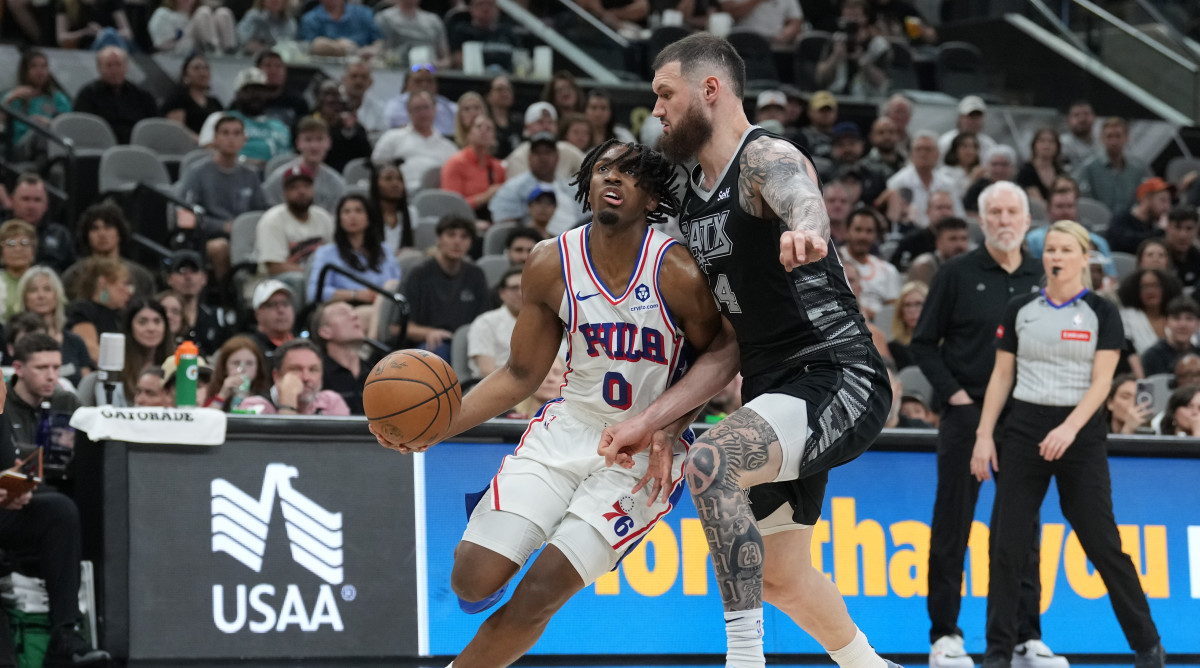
top-left (739, 136), bottom-right (831, 271)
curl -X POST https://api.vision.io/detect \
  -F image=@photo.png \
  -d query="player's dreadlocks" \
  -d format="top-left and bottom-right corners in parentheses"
top-left (572, 139), bottom-right (679, 226)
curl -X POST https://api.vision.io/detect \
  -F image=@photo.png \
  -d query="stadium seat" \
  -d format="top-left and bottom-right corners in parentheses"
top-left (887, 38), bottom-right (920, 91)
top-left (47, 112), bottom-right (117, 160)
top-left (934, 41), bottom-right (988, 98)
top-left (98, 145), bottom-right (171, 196)
top-left (645, 25), bottom-right (693, 78)
top-left (178, 148), bottom-right (214, 179)
top-left (343, 157), bottom-right (372, 187)
top-left (419, 166), bottom-right (442, 191)
top-left (131, 118), bottom-right (198, 160)
top-left (1165, 156), bottom-right (1200, 185)
top-left (450, 324), bottom-right (472, 383)
top-left (1110, 251), bottom-right (1137, 281)
top-left (413, 218), bottom-right (439, 251)
top-left (413, 189), bottom-right (475, 225)
top-left (482, 223), bottom-right (516, 256)
top-left (1029, 196), bottom-right (1048, 223)
top-left (230, 210), bottom-right (266, 311)
top-left (1076, 197), bottom-right (1112, 231)
top-left (897, 365), bottom-right (934, 408)
top-left (794, 31), bottom-right (831, 91)
top-left (873, 303), bottom-right (895, 331)
top-left (476, 255), bottom-right (512, 288)
top-left (727, 30), bottom-right (779, 85)
top-left (264, 152), bottom-right (298, 178)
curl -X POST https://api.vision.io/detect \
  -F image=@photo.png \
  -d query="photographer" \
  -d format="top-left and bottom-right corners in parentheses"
top-left (815, 0), bottom-right (891, 97)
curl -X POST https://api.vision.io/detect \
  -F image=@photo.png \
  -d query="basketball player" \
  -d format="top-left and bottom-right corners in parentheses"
top-left (372, 140), bottom-right (735, 668)
top-left (599, 34), bottom-right (897, 668)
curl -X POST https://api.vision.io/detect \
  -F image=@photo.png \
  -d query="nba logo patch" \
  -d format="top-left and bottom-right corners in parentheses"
top-left (635, 284), bottom-right (650, 302)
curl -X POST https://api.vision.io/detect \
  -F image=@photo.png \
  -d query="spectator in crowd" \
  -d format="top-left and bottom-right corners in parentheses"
top-left (821, 179), bottom-right (853, 246)
top-left (1025, 184), bottom-right (1118, 281)
top-left (0, 333), bottom-right (112, 666)
top-left (881, 93), bottom-right (914, 152)
top-left (156, 289), bottom-right (184, 347)
top-left (8, 174), bottom-right (75, 275)
top-left (236, 0), bottom-right (297, 53)
top-left (1075, 117), bottom-right (1149, 216)
top-left (842, 261), bottom-right (892, 358)
top-left (506, 355), bottom-right (567, 419)
top-left (248, 279), bottom-right (295, 358)
top-left (889, 188), bottom-right (958, 271)
top-left (73, 46), bottom-right (156, 144)
top-left (314, 81), bottom-right (372, 173)
top-left (179, 115), bottom-right (268, 281)
top-left (887, 131), bottom-right (964, 228)
top-left (370, 160), bottom-right (415, 253)
top-left (863, 116), bottom-right (905, 178)
top-left (131, 367), bottom-right (171, 407)
top-left (585, 89), bottom-right (635, 148)
top-left (911, 181), bottom-right (1048, 668)
top-left (311, 300), bottom-right (375, 415)
top-left (384, 64), bottom-right (457, 135)
top-left (1174, 352), bottom-right (1200, 389)
top-left (148, 0), bottom-right (236, 54)
top-left (504, 227), bottom-right (541, 266)
top-left (1046, 176), bottom-right (1079, 221)
top-left (962, 144), bottom-right (1017, 214)
top-left (452, 92), bottom-right (488, 148)
top-left (467, 266), bottom-right (521, 380)
top-left (1140, 296), bottom-right (1200, 376)
top-left (937, 95), bottom-right (996, 158)
top-left (442, 115), bottom-right (506, 222)
top-left (558, 113), bottom-right (592, 153)
top-left (829, 121), bottom-right (869, 177)
top-left (524, 186), bottom-right (558, 238)
top-left (340, 59), bottom-right (386, 137)
top-left (448, 0), bottom-right (518, 70)
top-left (1163, 206), bottom-right (1200, 286)
top-left (490, 132), bottom-right (584, 233)
top-left (2, 51), bottom-right (72, 162)
top-left (198, 68), bottom-right (292, 168)
top-left (240, 338), bottom-right (350, 415)
top-left (897, 384), bottom-right (937, 428)
top-left (505, 102), bottom-right (585, 181)
top-left (1016, 127), bottom-right (1063, 204)
top-left (840, 207), bottom-right (899, 319)
top-left (256, 165), bottom-right (336, 291)
top-left (264, 117), bottom-right (346, 213)
top-left (299, 0), bottom-right (381, 57)
top-left (1106, 374), bottom-right (1151, 434)
top-left (908, 216), bottom-right (969, 287)
top-left (753, 90), bottom-right (796, 142)
top-left (888, 280), bottom-right (926, 369)
top-left (55, 0), bottom-right (134, 49)
top-left (937, 131), bottom-right (980, 202)
top-left (160, 54), bottom-right (223, 138)
top-left (373, 91), bottom-right (459, 192)
top-left (1136, 237), bottom-right (1171, 271)
top-left (162, 354), bottom-right (214, 405)
top-left (816, 0), bottom-right (890, 96)
top-left (164, 250), bottom-right (225, 355)
top-left (119, 298), bottom-right (171, 403)
top-left (1117, 268), bottom-right (1182, 355)
top-left (402, 216), bottom-right (489, 359)
top-left (1159, 385), bottom-right (1200, 435)
top-left (720, 0), bottom-right (802, 45)
top-left (0, 221), bottom-right (37, 321)
top-left (16, 268), bottom-right (93, 385)
top-left (62, 200), bottom-right (154, 300)
top-left (1106, 176), bottom-right (1171, 254)
top-left (1059, 100), bottom-right (1097, 172)
top-left (488, 75), bottom-right (522, 159)
top-left (375, 0), bottom-right (450, 67)
top-left (577, 0), bottom-right (647, 35)
top-left (256, 50), bottom-right (309, 127)
top-left (205, 335), bottom-right (271, 410)
top-left (801, 90), bottom-right (838, 159)
top-left (540, 71), bottom-right (585, 118)
top-left (66, 257), bottom-right (131, 363)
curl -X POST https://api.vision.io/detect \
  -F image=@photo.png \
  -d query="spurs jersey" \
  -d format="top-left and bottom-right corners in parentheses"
top-left (556, 224), bottom-right (687, 423)
top-left (680, 126), bottom-right (870, 378)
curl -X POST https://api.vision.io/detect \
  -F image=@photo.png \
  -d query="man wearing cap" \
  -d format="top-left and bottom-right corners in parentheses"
top-left (1105, 176), bottom-right (1172, 254)
top-left (862, 116), bottom-right (906, 177)
top-left (754, 91), bottom-right (802, 143)
top-left (249, 279), bottom-right (296, 358)
top-left (240, 339), bottom-right (350, 415)
top-left (198, 69), bottom-right (292, 167)
top-left (264, 116), bottom-right (347, 213)
top-left (401, 216), bottom-right (489, 360)
top-left (256, 50), bottom-right (310, 128)
top-left (311, 300), bottom-right (377, 415)
top-left (720, 0), bottom-right (803, 45)
top-left (255, 165), bottom-right (335, 293)
top-left (73, 46), bottom-right (158, 145)
top-left (801, 91), bottom-right (839, 159)
top-left (525, 186), bottom-right (558, 237)
top-left (1074, 117), bottom-right (1149, 216)
top-left (384, 65), bottom-right (457, 135)
top-left (447, 0), bottom-right (518, 71)
top-left (299, 0), bottom-right (382, 57)
top-left (489, 131), bottom-right (585, 233)
top-left (937, 96), bottom-right (997, 158)
top-left (504, 102), bottom-right (585, 181)
top-left (165, 250), bottom-right (226, 356)
top-left (373, 90), bottom-right (459, 191)
top-left (887, 131), bottom-right (964, 228)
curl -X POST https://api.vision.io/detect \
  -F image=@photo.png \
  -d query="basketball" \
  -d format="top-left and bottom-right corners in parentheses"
top-left (363, 349), bottom-right (462, 450)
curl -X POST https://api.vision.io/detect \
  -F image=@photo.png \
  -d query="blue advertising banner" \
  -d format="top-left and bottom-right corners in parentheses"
top-left (423, 441), bottom-right (1200, 656)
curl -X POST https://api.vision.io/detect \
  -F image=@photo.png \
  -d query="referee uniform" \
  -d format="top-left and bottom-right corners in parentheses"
top-left (986, 289), bottom-right (1162, 662)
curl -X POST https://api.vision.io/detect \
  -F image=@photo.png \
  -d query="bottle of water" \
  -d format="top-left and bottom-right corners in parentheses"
top-left (35, 401), bottom-right (52, 449)
top-left (230, 362), bottom-right (251, 412)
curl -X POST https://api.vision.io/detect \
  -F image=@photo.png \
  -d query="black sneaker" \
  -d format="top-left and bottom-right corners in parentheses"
top-left (982, 653), bottom-right (1013, 668)
top-left (1133, 644), bottom-right (1165, 668)
top-left (43, 627), bottom-right (111, 667)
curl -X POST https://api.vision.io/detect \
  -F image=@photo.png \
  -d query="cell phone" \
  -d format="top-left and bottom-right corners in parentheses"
top-left (1135, 380), bottom-right (1155, 408)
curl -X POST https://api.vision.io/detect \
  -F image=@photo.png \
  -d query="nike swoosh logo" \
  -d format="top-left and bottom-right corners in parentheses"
top-left (575, 291), bottom-right (600, 301)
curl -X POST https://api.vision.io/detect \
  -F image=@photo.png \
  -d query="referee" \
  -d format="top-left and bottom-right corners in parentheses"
top-left (971, 220), bottom-right (1165, 668)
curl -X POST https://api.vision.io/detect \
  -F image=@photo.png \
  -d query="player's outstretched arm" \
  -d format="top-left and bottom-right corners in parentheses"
top-left (741, 136), bottom-right (830, 271)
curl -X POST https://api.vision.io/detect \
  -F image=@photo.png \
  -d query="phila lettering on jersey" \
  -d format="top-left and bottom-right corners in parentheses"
top-left (556, 225), bottom-right (686, 423)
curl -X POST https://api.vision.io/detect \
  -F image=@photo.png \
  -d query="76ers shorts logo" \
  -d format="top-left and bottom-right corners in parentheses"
top-left (602, 495), bottom-right (636, 537)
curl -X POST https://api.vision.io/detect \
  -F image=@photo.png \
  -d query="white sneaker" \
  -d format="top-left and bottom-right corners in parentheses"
top-left (1013, 639), bottom-right (1069, 668)
top-left (930, 635), bottom-right (975, 668)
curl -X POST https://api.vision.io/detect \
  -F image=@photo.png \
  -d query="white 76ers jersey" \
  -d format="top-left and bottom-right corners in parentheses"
top-left (556, 225), bottom-right (687, 424)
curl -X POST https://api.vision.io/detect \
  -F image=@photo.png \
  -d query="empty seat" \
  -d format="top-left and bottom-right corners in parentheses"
top-left (48, 112), bottom-right (117, 160)
top-left (935, 41), bottom-right (987, 98)
top-left (727, 30), bottom-right (779, 84)
top-left (131, 118), bottom-right (198, 159)
top-left (413, 189), bottom-right (475, 224)
top-left (98, 145), bottom-right (171, 195)
top-left (794, 31), bottom-right (832, 91)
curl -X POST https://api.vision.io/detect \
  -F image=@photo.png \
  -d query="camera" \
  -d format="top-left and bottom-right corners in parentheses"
top-left (838, 18), bottom-right (861, 38)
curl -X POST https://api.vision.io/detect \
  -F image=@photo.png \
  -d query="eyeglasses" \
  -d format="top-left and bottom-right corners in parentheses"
top-left (410, 63), bottom-right (435, 74)
top-left (2, 238), bottom-right (32, 247)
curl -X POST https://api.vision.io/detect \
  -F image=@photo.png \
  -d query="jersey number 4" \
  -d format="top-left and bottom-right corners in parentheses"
top-left (714, 274), bottom-right (742, 314)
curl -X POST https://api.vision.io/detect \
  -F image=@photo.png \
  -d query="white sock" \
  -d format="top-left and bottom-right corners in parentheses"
top-left (724, 608), bottom-right (765, 668)
top-left (828, 628), bottom-right (887, 668)
top-left (446, 663), bottom-right (453, 668)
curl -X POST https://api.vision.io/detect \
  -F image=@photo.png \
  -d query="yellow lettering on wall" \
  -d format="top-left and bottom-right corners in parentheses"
top-left (595, 569), bottom-right (620, 595)
top-left (832, 497), bottom-right (888, 596)
top-left (623, 523), bottom-right (679, 597)
top-left (811, 519), bottom-right (831, 577)
top-left (967, 521), bottom-right (990, 598)
top-left (1118, 525), bottom-right (1170, 598)
top-left (681, 518), bottom-right (709, 595)
top-left (1063, 530), bottom-right (1106, 599)
top-left (888, 520), bottom-right (930, 597)
top-left (1039, 523), bottom-right (1066, 613)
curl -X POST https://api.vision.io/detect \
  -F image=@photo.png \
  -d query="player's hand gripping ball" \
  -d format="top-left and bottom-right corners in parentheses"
top-left (364, 349), bottom-right (462, 452)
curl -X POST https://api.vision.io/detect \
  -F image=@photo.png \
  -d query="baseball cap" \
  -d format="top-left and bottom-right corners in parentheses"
top-left (282, 164), bottom-right (313, 186)
top-left (958, 95), bottom-right (987, 115)
top-left (832, 121), bottom-right (862, 141)
top-left (756, 90), bottom-right (787, 110)
top-left (167, 249), bottom-right (203, 273)
top-left (253, 279), bottom-right (294, 310)
top-left (524, 101), bottom-right (558, 126)
top-left (1136, 177), bottom-right (1173, 201)
top-left (528, 131), bottom-right (557, 149)
top-left (810, 90), bottom-right (837, 110)
top-left (901, 387), bottom-right (930, 407)
top-left (528, 186), bottom-right (556, 203)
top-left (234, 67), bottom-right (269, 92)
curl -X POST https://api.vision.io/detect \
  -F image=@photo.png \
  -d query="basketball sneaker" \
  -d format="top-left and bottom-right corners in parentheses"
top-left (1013, 639), bottom-right (1069, 668)
top-left (930, 635), bottom-right (975, 668)
top-left (1133, 643), bottom-right (1165, 668)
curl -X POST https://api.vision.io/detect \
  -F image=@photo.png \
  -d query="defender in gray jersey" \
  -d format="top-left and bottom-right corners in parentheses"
top-left (599, 33), bottom-right (896, 668)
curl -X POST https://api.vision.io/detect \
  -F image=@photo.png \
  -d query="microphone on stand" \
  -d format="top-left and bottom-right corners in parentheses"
top-left (95, 333), bottom-right (126, 407)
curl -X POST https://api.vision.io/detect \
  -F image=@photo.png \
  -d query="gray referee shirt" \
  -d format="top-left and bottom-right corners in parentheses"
top-left (997, 289), bottom-right (1124, 406)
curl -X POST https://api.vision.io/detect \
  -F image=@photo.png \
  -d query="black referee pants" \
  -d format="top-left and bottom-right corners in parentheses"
top-left (0, 491), bottom-right (85, 631)
top-left (928, 403), bottom-right (1042, 644)
top-left (985, 401), bottom-right (1160, 659)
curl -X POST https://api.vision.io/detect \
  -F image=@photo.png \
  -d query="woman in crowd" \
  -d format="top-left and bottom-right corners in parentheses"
top-left (0, 220), bottom-right (37, 321)
top-left (2, 50), bottom-right (71, 162)
top-left (507, 356), bottom-right (567, 419)
top-left (307, 194), bottom-right (401, 332)
top-left (17, 267), bottom-right (94, 385)
top-left (1160, 385), bottom-right (1200, 435)
top-left (132, 367), bottom-right (172, 407)
top-left (558, 112), bottom-right (592, 153)
top-left (540, 70), bottom-right (584, 118)
top-left (486, 75), bottom-right (521, 159)
top-left (160, 54), bottom-right (223, 137)
top-left (1105, 374), bottom-right (1152, 435)
top-left (889, 281), bottom-right (927, 369)
top-left (205, 335), bottom-right (271, 411)
top-left (66, 256), bottom-right (132, 362)
top-left (971, 219), bottom-right (1164, 668)
top-left (62, 201), bottom-right (155, 300)
top-left (236, 0), bottom-right (297, 53)
top-left (938, 131), bottom-right (981, 202)
top-left (55, 0), bottom-right (134, 49)
top-left (1116, 267), bottom-right (1182, 354)
top-left (584, 89), bottom-right (634, 148)
top-left (76, 297), bottom-right (171, 406)
top-left (370, 160), bottom-right (415, 253)
top-left (148, 0), bottom-right (236, 54)
top-left (440, 114), bottom-right (505, 222)
top-left (1016, 127), bottom-right (1062, 204)
top-left (452, 92), bottom-right (488, 148)
top-left (156, 289), bottom-right (186, 348)
top-left (1135, 237), bottom-right (1171, 272)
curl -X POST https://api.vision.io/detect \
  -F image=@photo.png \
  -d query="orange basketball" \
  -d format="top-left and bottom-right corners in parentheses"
top-left (363, 349), bottom-right (462, 449)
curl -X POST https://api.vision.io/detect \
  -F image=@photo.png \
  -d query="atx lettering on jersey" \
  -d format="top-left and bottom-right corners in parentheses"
top-left (579, 322), bottom-right (668, 364)
top-left (682, 210), bottom-right (733, 271)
